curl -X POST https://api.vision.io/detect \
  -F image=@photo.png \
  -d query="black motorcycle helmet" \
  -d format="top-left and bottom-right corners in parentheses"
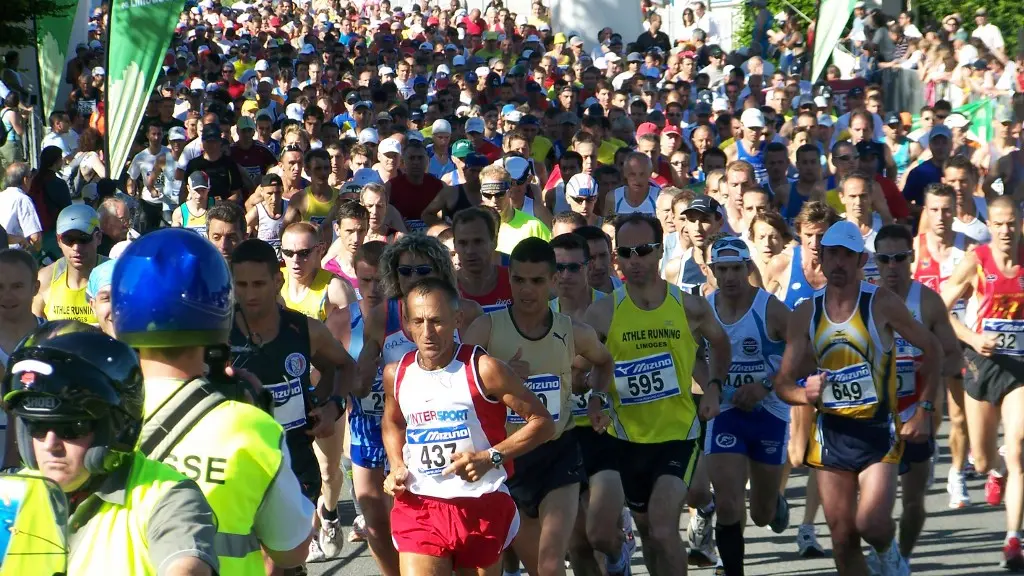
top-left (2, 321), bottom-right (144, 475)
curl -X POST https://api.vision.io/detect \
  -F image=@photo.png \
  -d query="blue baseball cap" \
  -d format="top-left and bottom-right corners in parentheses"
top-left (56, 204), bottom-right (100, 235)
top-left (86, 259), bottom-right (117, 302)
top-left (501, 103), bottom-right (518, 116)
top-left (413, 76), bottom-right (428, 86)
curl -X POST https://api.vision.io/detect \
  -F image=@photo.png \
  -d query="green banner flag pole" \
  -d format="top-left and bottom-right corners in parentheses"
top-left (35, 1), bottom-right (80, 119)
top-left (105, 0), bottom-right (185, 178)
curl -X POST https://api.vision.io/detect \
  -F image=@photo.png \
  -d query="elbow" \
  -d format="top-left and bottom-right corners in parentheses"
top-left (537, 414), bottom-right (557, 442)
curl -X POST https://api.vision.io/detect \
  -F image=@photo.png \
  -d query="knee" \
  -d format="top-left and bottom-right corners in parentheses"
top-left (320, 462), bottom-right (343, 485)
top-left (829, 522), bottom-right (860, 551)
top-left (749, 501), bottom-right (773, 528)
top-left (536, 554), bottom-right (565, 575)
top-left (686, 483), bottom-right (712, 508)
top-left (647, 516), bottom-right (679, 550)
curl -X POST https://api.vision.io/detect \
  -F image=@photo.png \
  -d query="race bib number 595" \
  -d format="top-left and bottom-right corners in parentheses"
top-left (614, 353), bottom-right (680, 405)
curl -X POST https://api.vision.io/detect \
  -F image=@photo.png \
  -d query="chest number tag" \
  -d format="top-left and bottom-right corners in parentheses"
top-left (614, 353), bottom-right (680, 406)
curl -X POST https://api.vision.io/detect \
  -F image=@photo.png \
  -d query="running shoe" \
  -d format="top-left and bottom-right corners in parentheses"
top-left (348, 514), bottom-right (366, 543)
top-left (769, 493), bottom-right (790, 534)
top-left (987, 471), bottom-right (1007, 507)
top-left (318, 515), bottom-right (345, 559)
top-left (796, 524), bottom-right (826, 558)
top-left (947, 468), bottom-right (971, 509)
top-left (877, 539), bottom-right (910, 576)
top-left (305, 537), bottom-right (326, 563)
top-left (607, 508), bottom-right (636, 576)
top-left (713, 559), bottom-right (726, 576)
top-left (1002, 537), bottom-right (1024, 571)
top-left (687, 508), bottom-right (717, 567)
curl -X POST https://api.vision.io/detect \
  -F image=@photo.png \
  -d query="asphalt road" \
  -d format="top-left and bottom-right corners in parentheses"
top-left (309, 421), bottom-right (1009, 575)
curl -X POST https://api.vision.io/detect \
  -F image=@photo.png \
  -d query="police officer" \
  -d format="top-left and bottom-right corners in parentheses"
top-left (2, 320), bottom-right (219, 575)
top-left (111, 228), bottom-right (315, 574)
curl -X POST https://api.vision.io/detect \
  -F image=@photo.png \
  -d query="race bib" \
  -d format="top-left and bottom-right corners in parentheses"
top-left (309, 215), bottom-right (327, 227)
top-left (724, 360), bottom-right (768, 391)
top-left (570, 391), bottom-right (611, 418)
top-left (187, 225), bottom-right (207, 238)
top-left (862, 259), bottom-right (880, 285)
top-left (894, 335), bottom-right (920, 398)
top-left (509, 374), bottom-right (561, 424)
top-left (982, 319), bottom-right (1024, 356)
top-left (821, 363), bottom-right (878, 409)
top-left (406, 425), bottom-right (474, 476)
top-left (266, 378), bottom-right (307, 430)
top-left (359, 375), bottom-right (385, 416)
top-left (614, 353), bottom-right (680, 406)
top-left (951, 299), bottom-right (967, 322)
top-left (405, 219), bottom-right (428, 234)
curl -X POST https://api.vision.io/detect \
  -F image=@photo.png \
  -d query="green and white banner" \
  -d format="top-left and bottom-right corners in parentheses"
top-left (811, 0), bottom-right (856, 84)
top-left (35, 1), bottom-right (80, 119)
top-left (106, 0), bottom-right (184, 177)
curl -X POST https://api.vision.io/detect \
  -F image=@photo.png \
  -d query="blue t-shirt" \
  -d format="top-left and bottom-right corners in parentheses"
top-left (902, 160), bottom-right (942, 206)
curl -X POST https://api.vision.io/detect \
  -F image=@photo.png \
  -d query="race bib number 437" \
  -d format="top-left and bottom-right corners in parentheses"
top-left (614, 353), bottom-right (680, 406)
top-left (406, 426), bottom-right (474, 476)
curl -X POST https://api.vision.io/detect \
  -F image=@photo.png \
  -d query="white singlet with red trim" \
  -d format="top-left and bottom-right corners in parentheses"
top-left (395, 344), bottom-right (509, 499)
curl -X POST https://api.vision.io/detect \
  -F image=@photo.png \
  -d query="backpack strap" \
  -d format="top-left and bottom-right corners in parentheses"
top-left (138, 378), bottom-right (229, 462)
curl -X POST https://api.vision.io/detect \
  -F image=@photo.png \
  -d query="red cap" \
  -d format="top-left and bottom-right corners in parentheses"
top-left (636, 122), bottom-right (660, 138)
top-left (269, 16), bottom-right (281, 28)
top-left (427, 16), bottom-right (440, 26)
top-left (662, 124), bottom-right (682, 137)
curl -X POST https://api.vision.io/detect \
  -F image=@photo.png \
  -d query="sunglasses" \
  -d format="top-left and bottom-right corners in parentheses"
top-left (281, 247), bottom-right (316, 259)
top-left (481, 191), bottom-right (507, 199)
top-left (875, 251), bottom-right (912, 264)
top-left (26, 418), bottom-right (98, 440)
top-left (397, 264), bottom-right (434, 277)
top-left (568, 195), bottom-right (596, 203)
top-left (616, 242), bottom-right (661, 259)
top-left (555, 261), bottom-right (587, 273)
top-left (835, 154), bottom-right (858, 162)
top-left (60, 231), bottom-right (94, 246)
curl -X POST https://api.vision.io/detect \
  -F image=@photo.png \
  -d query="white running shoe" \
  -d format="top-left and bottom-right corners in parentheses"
top-left (796, 524), bottom-right (826, 558)
top-left (305, 536), bottom-right (326, 563)
top-left (318, 516), bottom-right (345, 559)
top-left (686, 509), bottom-right (717, 566)
top-left (947, 468), bottom-right (971, 509)
top-left (877, 540), bottom-right (910, 576)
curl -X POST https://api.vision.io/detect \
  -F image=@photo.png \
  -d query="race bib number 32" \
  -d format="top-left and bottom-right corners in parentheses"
top-left (982, 319), bottom-right (1024, 357)
top-left (614, 353), bottom-right (680, 406)
top-left (821, 363), bottom-right (879, 409)
top-left (406, 425), bottom-right (474, 476)
top-left (509, 374), bottom-right (561, 424)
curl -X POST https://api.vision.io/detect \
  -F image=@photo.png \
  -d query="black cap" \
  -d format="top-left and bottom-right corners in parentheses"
top-left (683, 196), bottom-right (722, 216)
top-left (848, 86), bottom-right (865, 97)
top-left (708, 45), bottom-right (724, 57)
top-left (520, 114), bottom-right (540, 127)
top-left (201, 124), bottom-right (221, 141)
top-left (855, 140), bottom-right (882, 158)
top-left (884, 111), bottom-right (900, 126)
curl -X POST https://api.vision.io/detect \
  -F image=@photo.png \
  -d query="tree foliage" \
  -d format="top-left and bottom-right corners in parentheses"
top-left (0, 0), bottom-right (78, 50)
top-left (733, 0), bottom-right (817, 56)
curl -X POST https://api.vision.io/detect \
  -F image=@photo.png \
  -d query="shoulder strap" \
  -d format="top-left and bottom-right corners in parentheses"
top-left (138, 378), bottom-right (229, 462)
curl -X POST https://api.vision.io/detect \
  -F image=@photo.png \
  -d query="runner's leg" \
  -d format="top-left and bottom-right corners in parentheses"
top-left (748, 460), bottom-right (787, 528)
top-left (899, 458), bottom-right (930, 556)
top-left (708, 452), bottom-right (748, 575)
top-left (401, 553), bottom-right (453, 576)
top-left (947, 375), bottom-right (969, 472)
top-left (964, 394), bottom-right (1001, 475)
top-left (1000, 385), bottom-right (1024, 534)
top-left (352, 464), bottom-right (399, 576)
top-left (856, 462), bottom-right (899, 550)
top-left (585, 471), bottom-right (629, 574)
top-left (567, 497), bottom-right (602, 576)
top-left (817, 467), bottom-right (867, 575)
top-left (645, 475), bottom-right (690, 575)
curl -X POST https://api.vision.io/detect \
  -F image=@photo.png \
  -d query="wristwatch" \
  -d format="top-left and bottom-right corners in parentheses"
top-left (487, 448), bottom-right (504, 468)
top-left (918, 400), bottom-right (935, 413)
top-left (324, 395), bottom-right (346, 419)
top-left (590, 391), bottom-right (610, 406)
top-left (708, 378), bottom-right (724, 392)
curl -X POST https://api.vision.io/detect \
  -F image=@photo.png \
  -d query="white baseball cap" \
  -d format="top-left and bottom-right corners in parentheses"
top-left (168, 126), bottom-right (188, 141)
top-left (565, 173), bottom-right (598, 198)
top-left (709, 236), bottom-right (752, 264)
top-left (741, 108), bottom-right (766, 129)
top-left (431, 119), bottom-right (452, 134)
top-left (379, 137), bottom-right (402, 156)
top-left (358, 128), bottom-right (379, 145)
top-left (255, 59), bottom-right (270, 72)
top-left (821, 221), bottom-right (865, 253)
top-left (711, 97), bottom-right (730, 112)
top-left (350, 168), bottom-right (384, 186)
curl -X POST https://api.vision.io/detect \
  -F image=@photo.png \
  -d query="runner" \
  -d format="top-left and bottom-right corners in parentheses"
top-left (33, 204), bottom-right (108, 325)
top-left (939, 196), bottom-right (1024, 570)
top-left (664, 196), bottom-right (724, 293)
top-left (171, 171), bottom-right (216, 235)
top-left (229, 238), bottom-right (356, 563)
top-left (355, 234), bottom-right (486, 574)
top-left (453, 207), bottom-right (513, 313)
top-left (836, 172), bottom-right (883, 284)
top-left (361, 183), bottom-right (404, 243)
top-left (285, 148), bottom-right (340, 229)
top-left (205, 202), bottom-right (247, 263)
top-left (245, 173), bottom-right (288, 253)
top-left (576, 225), bottom-right (622, 294)
top-left (775, 220), bottom-right (943, 575)
top-left (0, 249), bottom-right (43, 378)
top-left (280, 222), bottom-right (357, 323)
top-left (724, 109), bottom-right (767, 183)
top-left (607, 152), bottom-right (660, 216)
top-left (480, 164), bottom-right (551, 255)
top-left (702, 236), bottom-right (792, 575)
top-left (381, 277), bottom-right (556, 575)
top-left (322, 200), bottom-right (369, 296)
top-left (584, 213), bottom-right (731, 575)
top-left (911, 182), bottom-right (975, 508)
top-left (462, 236), bottom-right (619, 576)
top-left (325, 241), bottom-right (394, 573)
top-left (872, 224), bottom-right (962, 564)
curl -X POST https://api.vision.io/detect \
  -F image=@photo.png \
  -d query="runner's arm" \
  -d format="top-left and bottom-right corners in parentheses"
top-left (939, 251), bottom-right (981, 346)
top-left (283, 197), bottom-right (303, 227)
top-left (922, 287), bottom-right (963, 378)
top-left (458, 313), bottom-right (494, 351)
top-left (420, 185), bottom-right (456, 226)
top-left (877, 287), bottom-right (942, 405)
top-left (309, 317), bottom-right (357, 398)
top-left (684, 293), bottom-right (730, 390)
top-left (478, 354), bottom-right (556, 460)
top-left (32, 265), bottom-right (54, 318)
top-left (774, 300), bottom-right (816, 405)
top-left (381, 362), bottom-right (409, 472)
top-left (327, 277), bottom-right (357, 315)
top-left (458, 298), bottom-right (485, 329)
top-left (582, 296), bottom-right (614, 342)
top-left (244, 204), bottom-right (259, 236)
top-left (355, 303), bottom-right (386, 398)
top-left (572, 320), bottom-right (614, 394)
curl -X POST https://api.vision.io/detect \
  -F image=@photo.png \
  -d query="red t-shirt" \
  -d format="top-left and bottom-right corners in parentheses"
top-left (875, 174), bottom-right (909, 220)
top-left (230, 143), bottom-right (277, 184)
top-left (388, 173), bottom-right (444, 233)
top-left (459, 266), bottom-right (513, 313)
top-left (474, 139), bottom-right (503, 163)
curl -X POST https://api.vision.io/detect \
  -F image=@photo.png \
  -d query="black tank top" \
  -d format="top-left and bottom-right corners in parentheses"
top-left (445, 184), bottom-right (475, 220)
top-left (229, 306), bottom-right (320, 496)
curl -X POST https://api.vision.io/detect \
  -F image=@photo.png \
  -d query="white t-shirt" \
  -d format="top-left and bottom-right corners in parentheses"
top-left (41, 131), bottom-right (71, 158)
top-left (128, 147), bottom-right (178, 207)
top-left (972, 24), bottom-right (1005, 53)
top-left (0, 186), bottom-right (43, 242)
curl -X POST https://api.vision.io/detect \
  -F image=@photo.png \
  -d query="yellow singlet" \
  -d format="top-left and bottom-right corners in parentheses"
top-left (605, 284), bottom-right (699, 444)
top-left (303, 186), bottom-right (338, 228)
top-left (486, 308), bottom-right (576, 439)
top-left (46, 258), bottom-right (103, 324)
top-left (281, 268), bottom-right (333, 321)
top-left (806, 281), bottom-right (903, 469)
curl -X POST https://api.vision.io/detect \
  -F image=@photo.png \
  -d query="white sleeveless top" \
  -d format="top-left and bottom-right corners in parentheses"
top-left (895, 281), bottom-right (923, 422)
top-left (395, 344), bottom-right (509, 499)
top-left (256, 199), bottom-right (288, 249)
top-left (708, 289), bottom-right (790, 421)
top-left (612, 184), bottom-right (659, 215)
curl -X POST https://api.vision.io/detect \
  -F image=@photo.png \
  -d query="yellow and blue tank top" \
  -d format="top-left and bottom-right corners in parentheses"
top-left (808, 281), bottom-right (898, 422)
top-left (303, 186), bottom-right (338, 228)
top-left (605, 284), bottom-right (699, 444)
top-left (280, 268), bottom-right (333, 321)
top-left (46, 257), bottom-right (107, 324)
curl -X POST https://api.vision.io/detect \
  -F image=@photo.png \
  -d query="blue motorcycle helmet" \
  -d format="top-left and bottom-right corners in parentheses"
top-left (111, 228), bottom-right (234, 348)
